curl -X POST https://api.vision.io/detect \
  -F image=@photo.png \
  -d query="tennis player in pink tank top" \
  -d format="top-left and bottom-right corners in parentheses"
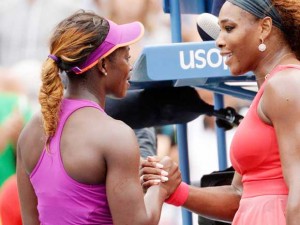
top-left (140, 0), bottom-right (300, 224)
top-left (16, 10), bottom-right (181, 225)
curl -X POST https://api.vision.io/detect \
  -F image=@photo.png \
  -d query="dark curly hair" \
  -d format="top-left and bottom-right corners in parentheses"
top-left (272, 0), bottom-right (300, 59)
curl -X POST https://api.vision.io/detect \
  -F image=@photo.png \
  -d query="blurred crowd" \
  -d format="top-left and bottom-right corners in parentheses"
top-left (0, 1), bottom-right (249, 225)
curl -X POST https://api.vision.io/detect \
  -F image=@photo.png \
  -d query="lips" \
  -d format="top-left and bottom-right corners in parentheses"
top-left (126, 75), bottom-right (131, 88)
top-left (220, 52), bottom-right (233, 65)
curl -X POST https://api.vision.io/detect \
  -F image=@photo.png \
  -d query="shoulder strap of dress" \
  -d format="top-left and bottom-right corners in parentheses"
top-left (58, 98), bottom-right (104, 132)
top-left (278, 64), bottom-right (300, 70)
top-left (268, 64), bottom-right (300, 79)
top-left (254, 64), bottom-right (300, 106)
top-left (50, 99), bottom-right (105, 151)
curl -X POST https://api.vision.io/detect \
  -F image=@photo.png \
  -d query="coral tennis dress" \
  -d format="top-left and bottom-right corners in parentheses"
top-left (230, 64), bottom-right (300, 225)
top-left (30, 99), bottom-right (113, 225)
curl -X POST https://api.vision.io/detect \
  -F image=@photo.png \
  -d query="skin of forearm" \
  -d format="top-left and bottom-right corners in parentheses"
top-left (142, 185), bottom-right (167, 225)
top-left (183, 185), bottom-right (241, 222)
top-left (286, 189), bottom-right (300, 225)
top-left (287, 205), bottom-right (300, 225)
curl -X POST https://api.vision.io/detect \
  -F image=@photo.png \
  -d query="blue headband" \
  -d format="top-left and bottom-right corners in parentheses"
top-left (226, 0), bottom-right (282, 29)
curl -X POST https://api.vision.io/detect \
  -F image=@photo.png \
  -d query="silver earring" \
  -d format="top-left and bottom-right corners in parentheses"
top-left (258, 40), bottom-right (266, 52)
top-left (103, 71), bottom-right (107, 76)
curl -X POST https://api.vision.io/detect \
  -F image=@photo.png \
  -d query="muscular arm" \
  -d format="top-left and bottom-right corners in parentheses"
top-left (16, 116), bottom-right (41, 225)
top-left (183, 172), bottom-right (242, 222)
top-left (104, 120), bottom-right (167, 225)
top-left (141, 157), bottom-right (242, 222)
top-left (262, 70), bottom-right (300, 225)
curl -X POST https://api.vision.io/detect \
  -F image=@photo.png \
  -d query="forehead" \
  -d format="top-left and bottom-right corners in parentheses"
top-left (113, 46), bottom-right (129, 54)
top-left (118, 46), bottom-right (130, 54)
top-left (219, 2), bottom-right (254, 24)
top-left (109, 46), bottom-right (129, 59)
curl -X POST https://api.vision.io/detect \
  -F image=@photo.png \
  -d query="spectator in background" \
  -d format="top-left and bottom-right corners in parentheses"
top-left (81, 0), bottom-right (171, 62)
top-left (0, 0), bottom-right (160, 161)
top-left (0, 67), bottom-right (32, 225)
top-left (0, 0), bottom-right (79, 66)
top-left (0, 68), bottom-right (32, 188)
top-left (0, 175), bottom-right (22, 225)
top-left (155, 125), bottom-right (178, 163)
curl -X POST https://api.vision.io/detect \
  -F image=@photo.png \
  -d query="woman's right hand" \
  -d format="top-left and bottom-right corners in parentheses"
top-left (139, 156), bottom-right (182, 198)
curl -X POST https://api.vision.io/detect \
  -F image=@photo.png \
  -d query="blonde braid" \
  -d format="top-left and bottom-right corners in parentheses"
top-left (39, 58), bottom-right (64, 143)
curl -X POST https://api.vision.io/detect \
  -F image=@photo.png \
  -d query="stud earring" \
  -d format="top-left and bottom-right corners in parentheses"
top-left (103, 71), bottom-right (107, 76)
top-left (258, 40), bottom-right (267, 52)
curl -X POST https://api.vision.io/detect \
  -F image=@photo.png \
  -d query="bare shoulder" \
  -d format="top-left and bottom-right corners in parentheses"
top-left (18, 112), bottom-right (44, 149)
top-left (59, 107), bottom-right (140, 184)
top-left (18, 112), bottom-right (46, 174)
top-left (262, 67), bottom-right (300, 121)
top-left (93, 111), bottom-right (140, 162)
top-left (65, 107), bottom-right (139, 157)
top-left (97, 113), bottom-right (139, 158)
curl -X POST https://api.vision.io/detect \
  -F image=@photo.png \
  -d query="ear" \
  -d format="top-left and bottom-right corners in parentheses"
top-left (96, 58), bottom-right (107, 76)
top-left (259, 16), bottom-right (273, 40)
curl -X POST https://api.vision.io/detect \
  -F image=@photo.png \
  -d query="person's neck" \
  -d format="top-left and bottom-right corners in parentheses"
top-left (254, 47), bottom-right (296, 88)
top-left (65, 88), bottom-right (105, 109)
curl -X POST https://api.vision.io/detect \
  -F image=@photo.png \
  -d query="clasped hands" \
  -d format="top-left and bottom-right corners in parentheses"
top-left (139, 156), bottom-right (182, 199)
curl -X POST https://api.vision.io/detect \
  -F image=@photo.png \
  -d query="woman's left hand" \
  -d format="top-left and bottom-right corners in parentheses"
top-left (139, 156), bottom-right (181, 197)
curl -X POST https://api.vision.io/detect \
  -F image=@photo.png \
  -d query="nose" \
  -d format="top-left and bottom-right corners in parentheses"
top-left (216, 33), bottom-right (225, 50)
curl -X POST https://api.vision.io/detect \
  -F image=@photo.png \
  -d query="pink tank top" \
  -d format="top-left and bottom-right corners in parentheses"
top-left (230, 64), bottom-right (300, 198)
top-left (30, 98), bottom-right (113, 224)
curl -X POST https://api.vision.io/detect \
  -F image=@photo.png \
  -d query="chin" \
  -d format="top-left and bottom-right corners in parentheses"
top-left (229, 67), bottom-right (247, 76)
top-left (109, 87), bottom-right (127, 99)
top-left (116, 91), bottom-right (127, 99)
top-left (107, 92), bottom-right (124, 99)
top-left (118, 93), bottom-right (127, 98)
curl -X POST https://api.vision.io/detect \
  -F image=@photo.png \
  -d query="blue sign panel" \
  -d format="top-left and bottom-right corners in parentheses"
top-left (132, 41), bottom-right (232, 82)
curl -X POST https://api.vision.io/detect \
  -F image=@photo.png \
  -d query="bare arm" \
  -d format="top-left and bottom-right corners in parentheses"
top-left (141, 157), bottom-right (242, 223)
top-left (104, 121), bottom-right (170, 225)
top-left (262, 70), bottom-right (300, 225)
top-left (183, 172), bottom-right (242, 222)
top-left (16, 129), bottom-right (40, 225)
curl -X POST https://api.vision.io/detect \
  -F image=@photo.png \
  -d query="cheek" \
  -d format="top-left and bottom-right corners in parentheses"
top-left (231, 56), bottom-right (256, 76)
top-left (112, 81), bottom-right (128, 98)
top-left (106, 60), bottom-right (131, 96)
top-left (232, 36), bottom-right (259, 72)
top-left (112, 73), bottom-right (129, 97)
